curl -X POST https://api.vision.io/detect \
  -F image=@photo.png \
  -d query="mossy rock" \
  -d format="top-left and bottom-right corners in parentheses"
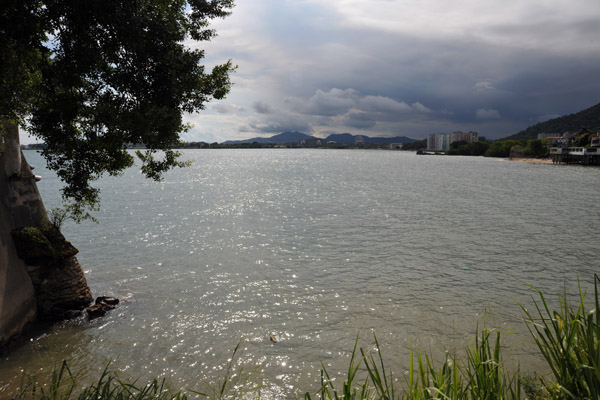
top-left (11, 225), bottom-right (78, 264)
top-left (44, 225), bottom-right (78, 259)
top-left (11, 227), bottom-right (55, 262)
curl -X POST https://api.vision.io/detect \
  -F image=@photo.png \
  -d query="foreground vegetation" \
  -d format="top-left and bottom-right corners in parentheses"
top-left (11, 276), bottom-right (599, 399)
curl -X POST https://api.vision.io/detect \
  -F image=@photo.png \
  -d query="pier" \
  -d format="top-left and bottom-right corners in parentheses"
top-left (550, 147), bottom-right (600, 165)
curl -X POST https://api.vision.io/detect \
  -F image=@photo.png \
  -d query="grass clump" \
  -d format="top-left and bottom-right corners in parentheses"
top-left (305, 274), bottom-right (599, 400)
top-left (12, 361), bottom-right (191, 400)
top-left (305, 324), bottom-right (521, 400)
top-left (517, 275), bottom-right (600, 399)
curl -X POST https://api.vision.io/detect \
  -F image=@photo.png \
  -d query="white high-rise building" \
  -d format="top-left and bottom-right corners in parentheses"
top-left (427, 131), bottom-right (478, 151)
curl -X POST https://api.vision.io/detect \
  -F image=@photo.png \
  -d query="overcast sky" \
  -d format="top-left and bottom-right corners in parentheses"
top-left (17, 1), bottom-right (599, 144)
top-left (180, 0), bottom-right (600, 142)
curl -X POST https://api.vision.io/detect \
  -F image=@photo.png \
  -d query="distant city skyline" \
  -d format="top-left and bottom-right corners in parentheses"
top-left (20, 0), bottom-right (600, 144)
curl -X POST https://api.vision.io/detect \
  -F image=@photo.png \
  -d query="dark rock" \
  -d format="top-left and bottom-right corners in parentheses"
top-left (35, 257), bottom-right (93, 321)
top-left (43, 225), bottom-right (78, 259)
top-left (11, 227), bottom-right (54, 263)
top-left (11, 225), bottom-right (78, 265)
top-left (85, 296), bottom-right (119, 320)
top-left (95, 296), bottom-right (119, 306)
top-left (62, 309), bottom-right (83, 320)
top-left (86, 302), bottom-right (116, 320)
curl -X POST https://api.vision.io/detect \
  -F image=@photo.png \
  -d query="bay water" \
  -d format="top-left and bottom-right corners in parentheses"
top-left (1, 149), bottom-right (598, 398)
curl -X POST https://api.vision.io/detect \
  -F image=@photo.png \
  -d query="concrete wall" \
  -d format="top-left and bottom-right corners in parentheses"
top-left (0, 123), bottom-right (39, 350)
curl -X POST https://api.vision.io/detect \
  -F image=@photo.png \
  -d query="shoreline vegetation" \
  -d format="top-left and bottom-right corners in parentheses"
top-left (21, 129), bottom-right (599, 166)
top-left (10, 276), bottom-right (599, 400)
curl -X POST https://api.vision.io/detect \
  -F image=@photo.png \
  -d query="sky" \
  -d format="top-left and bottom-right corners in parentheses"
top-left (182, 0), bottom-right (600, 142)
top-left (19, 0), bottom-right (600, 144)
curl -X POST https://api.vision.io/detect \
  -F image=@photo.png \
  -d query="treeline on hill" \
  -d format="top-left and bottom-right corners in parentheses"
top-left (400, 139), bottom-right (427, 150)
top-left (505, 101), bottom-right (600, 140)
top-left (447, 138), bottom-right (548, 158)
top-left (448, 127), bottom-right (597, 158)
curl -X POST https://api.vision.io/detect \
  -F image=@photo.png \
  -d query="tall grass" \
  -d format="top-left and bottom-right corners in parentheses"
top-left (305, 323), bottom-right (522, 400)
top-left (10, 275), bottom-right (600, 399)
top-left (517, 275), bottom-right (600, 399)
top-left (305, 275), bottom-right (599, 400)
top-left (11, 360), bottom-right (190, 400)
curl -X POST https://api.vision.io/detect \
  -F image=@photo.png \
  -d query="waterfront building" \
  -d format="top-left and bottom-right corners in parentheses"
top-left (427, 131), bottom-right (478, 151)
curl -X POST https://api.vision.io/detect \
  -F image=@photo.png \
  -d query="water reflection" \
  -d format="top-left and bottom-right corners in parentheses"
top-left (1, 150), bottom-right (598, 398)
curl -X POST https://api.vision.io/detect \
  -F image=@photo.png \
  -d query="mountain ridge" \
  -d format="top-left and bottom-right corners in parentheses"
top-left (223, 131), bottom-right (416, 145)
top-left (504, 102), bottom-right (600, 140)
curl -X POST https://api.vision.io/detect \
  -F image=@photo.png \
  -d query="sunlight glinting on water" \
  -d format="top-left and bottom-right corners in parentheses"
top-left (1, 149), bottom-right (598, 398)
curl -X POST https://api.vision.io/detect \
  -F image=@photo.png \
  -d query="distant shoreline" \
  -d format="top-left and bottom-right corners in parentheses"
top-left (507, 157), bottom-right (554, 164)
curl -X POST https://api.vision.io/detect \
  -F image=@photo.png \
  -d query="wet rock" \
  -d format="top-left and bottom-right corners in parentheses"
top-left (86, 303), bottom-right (114, 320)
top-left (35, 257), bottom-right (93, 321)
top-left (95, 296), bottom-right (119, 306)
top-left (86, 297), bottom-right (119, 320)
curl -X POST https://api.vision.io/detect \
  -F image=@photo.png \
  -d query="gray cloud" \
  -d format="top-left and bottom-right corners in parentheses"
top-left (180, 0), bottom-right (600, 142)
top-left (212, 103), bottom-right (245, 114)
top-left (252, 101), bottom-right (274, 114)
top-left (295, 88), bottom-right (359, 116)
top-left (342, 112), bottom-right (377, 129)
top-left (476, 109), bottom-right (501, 120)
top-left (240, 114), bottom-right (313, 134)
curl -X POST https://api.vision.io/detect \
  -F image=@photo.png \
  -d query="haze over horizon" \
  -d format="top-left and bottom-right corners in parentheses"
top-left (20, 0), bottom-right (600, 144)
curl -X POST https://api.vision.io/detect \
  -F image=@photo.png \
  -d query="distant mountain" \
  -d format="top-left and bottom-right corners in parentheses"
top-left (223, 131), bottom-right (314, 144)
top-left (223, 131), bottom-right (417, 145)
top-left (324, 133), bottom-right (415, 144)
top-left (361, 136), bottom-right (416, 144)
top-left (504, 102), bottom-right (600, 141)
top-left (323, 133), bottom-right (362, 144)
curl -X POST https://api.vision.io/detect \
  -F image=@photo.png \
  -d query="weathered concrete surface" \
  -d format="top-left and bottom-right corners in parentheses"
top-left (1, 123), bottom-right (93, 350)
top-left (0, 123), bottom-right (38, 350)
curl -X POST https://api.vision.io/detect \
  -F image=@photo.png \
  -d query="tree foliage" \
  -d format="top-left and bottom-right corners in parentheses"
top-left (572, 127), bottom-right (593, 147)
top-left (522, 139), bottom-right (548, 158)
top-left (447, 141), bottom-right (490, 156)
top-left (1, 0), bottom-right (235, 217)
top-left (484, 140), bottom-right (526, 158)
top-left (503, 102), bottom-right (600, 141)
top-left (401, 139), bottom-right (427, 151)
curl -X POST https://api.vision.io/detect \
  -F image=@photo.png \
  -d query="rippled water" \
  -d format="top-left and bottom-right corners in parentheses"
top-left (1, 149), bottom-right (598, 397)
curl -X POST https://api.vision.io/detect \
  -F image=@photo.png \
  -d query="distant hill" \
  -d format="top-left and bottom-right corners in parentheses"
top-left (223, 131), bottom-right (314, 144)
top-left (324, 133), bottom-right (363, 144)
top-left (361, 135), bottom-right (416, 144)
top-left (223, 131), bottom-right (416, 145)
top-left (324, 133), bottom-right (415, 144)
top-left (504, 102), bottom-right (600, 140)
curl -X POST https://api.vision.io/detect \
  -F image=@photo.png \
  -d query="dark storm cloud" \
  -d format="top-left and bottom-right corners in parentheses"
top-left (181, 0), bottom-right (600, 142)
top-left (342, 112), bottom-right (377, 129)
